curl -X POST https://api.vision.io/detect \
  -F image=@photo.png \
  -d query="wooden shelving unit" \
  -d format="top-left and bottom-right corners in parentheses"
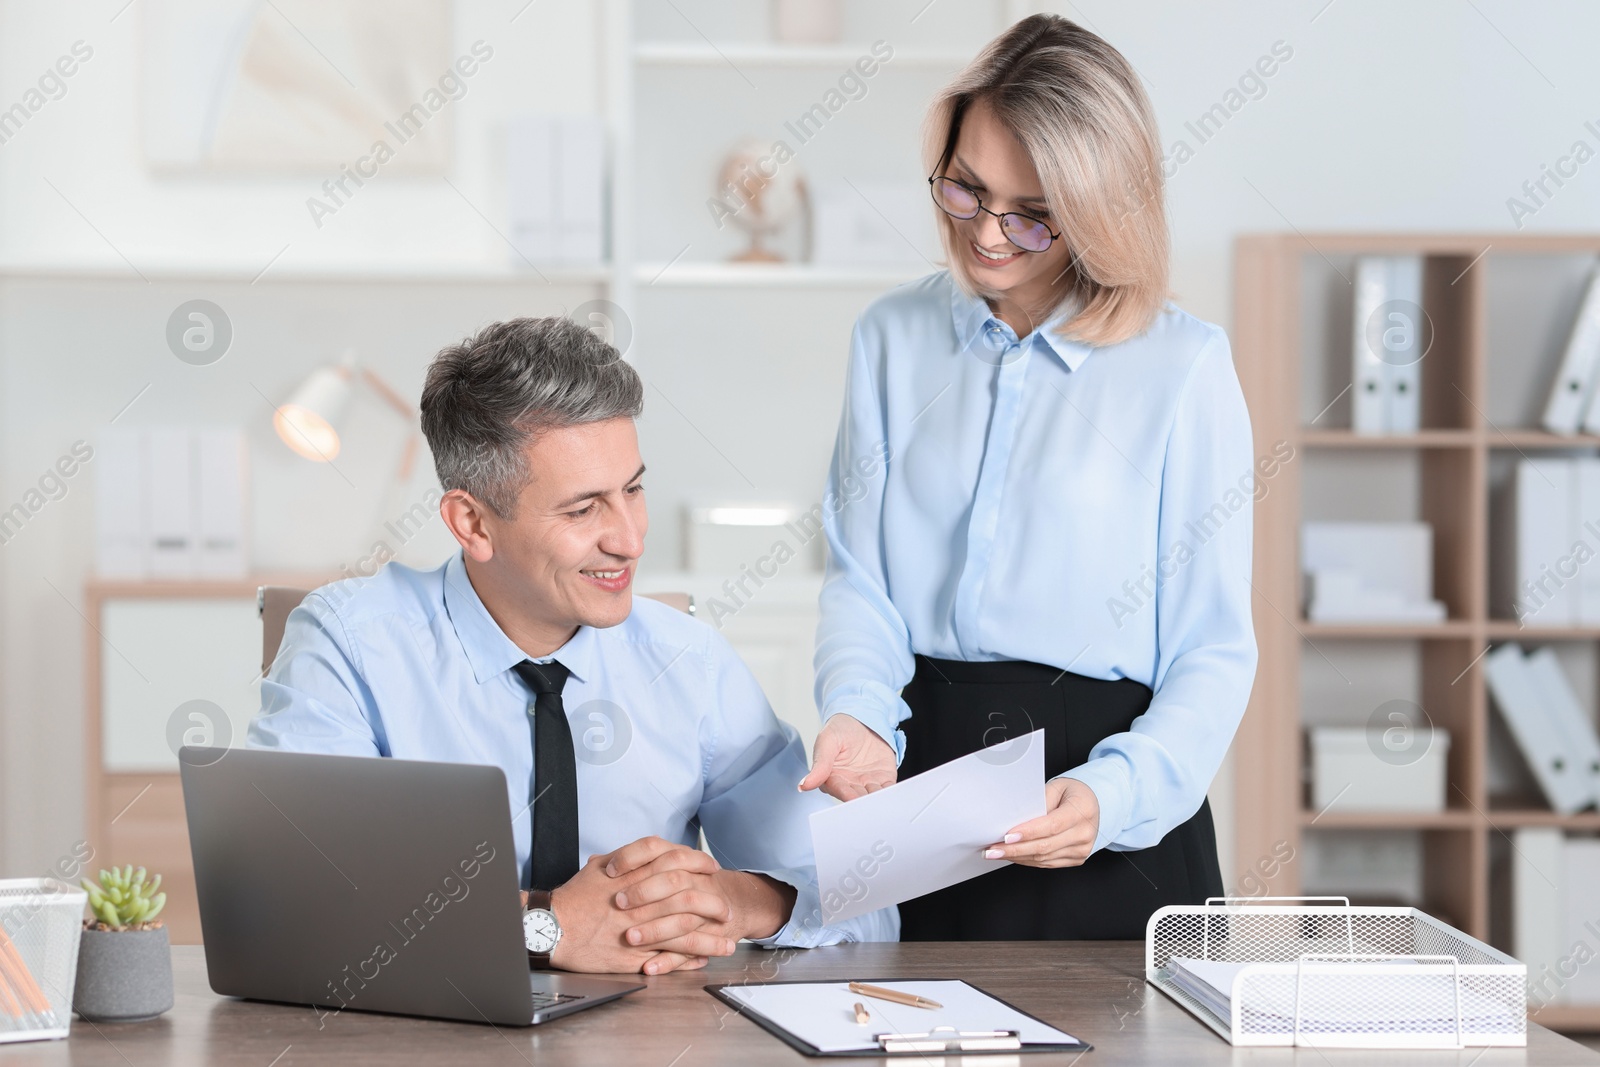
top-left (1232, 232), bottom-right (1600, 1031)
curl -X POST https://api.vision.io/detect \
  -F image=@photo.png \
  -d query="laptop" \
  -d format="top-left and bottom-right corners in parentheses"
top-left (179, 746), bottom-right (644, 1025)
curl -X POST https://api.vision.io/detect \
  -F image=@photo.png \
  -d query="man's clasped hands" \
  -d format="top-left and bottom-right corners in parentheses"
top-left (521, 836), bottom-right (796, 975)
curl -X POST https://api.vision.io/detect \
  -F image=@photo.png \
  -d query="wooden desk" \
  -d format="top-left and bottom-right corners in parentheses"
top-left (4, 943), bottom-right (1595, 1065)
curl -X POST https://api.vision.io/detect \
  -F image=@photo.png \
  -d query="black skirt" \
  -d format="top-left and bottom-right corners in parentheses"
top-left (896, 654), bottom-right (1223, 941)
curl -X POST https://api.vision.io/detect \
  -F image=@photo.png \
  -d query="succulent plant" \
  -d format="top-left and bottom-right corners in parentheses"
top-left (81, 866), bottom-right (166, 930)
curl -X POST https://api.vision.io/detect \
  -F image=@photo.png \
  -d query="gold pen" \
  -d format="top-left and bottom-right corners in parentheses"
top-left (853, 1001), bottom-right (871, 1024)
top-left (848, 981), bottom-right (943, 1010)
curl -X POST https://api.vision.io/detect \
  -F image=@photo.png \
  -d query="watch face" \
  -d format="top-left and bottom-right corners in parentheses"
top-left (523, 908), bottom-right (559, 953)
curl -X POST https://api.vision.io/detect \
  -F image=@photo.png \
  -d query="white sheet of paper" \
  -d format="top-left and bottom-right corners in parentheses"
top-left (810, 729), bottom-right (1045, 923)
top-left (717, 980), bottom-right (1082, 1053)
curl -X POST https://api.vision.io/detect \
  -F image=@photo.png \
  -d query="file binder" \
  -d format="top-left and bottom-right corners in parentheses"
top-left (94, 428), bottom-right (145, 578)
top-left (1385, 255), bottom-right (1423, 434)
top-left (1511, 458), bottom-right (1576, 625)
top-left (1512, 827), bottom-right (1565, 1006)
top-left (1543, 258), bottom-right (1600, 433)
top-left (1561, 839), bottom-right (1600, 1003)
top-left (1484, 643), bottom-right (1591, 814)
top-left (1524, 646), bottom-right (1600, 807)
top-left (506, 115), bottom-right (607, 265)
top-left (94, 426), bottom-right (250, 579)
top-left (1579, 458), bottom-right (1600, 622)
top-left (1352, 257), bottom-right (1392, 435)
top-left (1350, 255), bottom-right (1425, 434)
top-left (194, 427), bottom-right (247, 579)
top-left (556, 117), bottom-right (606, 263)
top-left (144, 427), bottom-right (195, 578)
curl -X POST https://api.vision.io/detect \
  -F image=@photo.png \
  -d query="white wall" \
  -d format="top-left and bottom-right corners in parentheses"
top-left (0, 0), bottom-right (614, 875)
top-left (3, 0), bottom-right (1599, 883)
top-left (0, 0), bottom-right (604, 268)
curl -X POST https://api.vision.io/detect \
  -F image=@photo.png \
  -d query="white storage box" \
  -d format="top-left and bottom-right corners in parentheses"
top-left (1302, 521), bottom-right (1449, 622)
top-left (0, 878), bottom-right (88, 1042)
top-left (1309, 726), bottom-right (1450, 813)
top-left (1147, 897), bottom-right (1526, 1048)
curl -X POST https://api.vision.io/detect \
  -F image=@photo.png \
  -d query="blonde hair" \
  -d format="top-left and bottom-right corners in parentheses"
top-left (925, 14), bottom-right (1169, 347)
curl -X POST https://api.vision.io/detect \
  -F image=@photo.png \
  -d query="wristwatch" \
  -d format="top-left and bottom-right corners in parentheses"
top-left (523, 889), bottom-right (562, 967)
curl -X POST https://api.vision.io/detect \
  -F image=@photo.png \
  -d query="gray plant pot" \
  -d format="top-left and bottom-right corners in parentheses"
top-left (73, 925), bottom-right (174, 1023)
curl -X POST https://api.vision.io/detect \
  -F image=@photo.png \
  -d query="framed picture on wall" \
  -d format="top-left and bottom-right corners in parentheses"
top-left (140, 0), bottom-right (454, 173)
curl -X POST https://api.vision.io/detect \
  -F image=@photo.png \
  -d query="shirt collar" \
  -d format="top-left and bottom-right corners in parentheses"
top-left (442, 551), bottom-right (596, 686)
top-left (947, 273), bottom-right (1090, 372)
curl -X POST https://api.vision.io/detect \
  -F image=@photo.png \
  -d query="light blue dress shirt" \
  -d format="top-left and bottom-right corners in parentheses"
top-left (251, 551), bottom-right (897, 947)
top-left (815, 271), bottom-right (1259, 856)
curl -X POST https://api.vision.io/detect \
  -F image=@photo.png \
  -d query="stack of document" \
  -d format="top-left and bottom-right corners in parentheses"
top-left (1302, 521), bottom-right (1446, 623)
top-left (1167, 956), bottom-right (1513, 1033)
top-left (1167, 957), bottom-right (1248, 1021)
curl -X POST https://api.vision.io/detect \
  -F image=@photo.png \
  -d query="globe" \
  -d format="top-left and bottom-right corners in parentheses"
top-left (715, 137), bottom-right (807, 263)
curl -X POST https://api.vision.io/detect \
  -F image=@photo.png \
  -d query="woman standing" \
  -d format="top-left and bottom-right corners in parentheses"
top-left (798, 14), bottom-right (1259, 940)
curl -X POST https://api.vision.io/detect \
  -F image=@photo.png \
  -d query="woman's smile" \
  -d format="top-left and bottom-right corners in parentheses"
top-left (969, 240), bottom-right (1025, 269)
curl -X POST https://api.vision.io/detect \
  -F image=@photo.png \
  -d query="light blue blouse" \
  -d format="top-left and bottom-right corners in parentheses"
top-left (814, 271), bottom-right (1259, 856)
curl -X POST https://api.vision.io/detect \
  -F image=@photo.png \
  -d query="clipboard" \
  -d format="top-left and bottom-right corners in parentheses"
top-left (704, 978), bottom-right (1091, 1057)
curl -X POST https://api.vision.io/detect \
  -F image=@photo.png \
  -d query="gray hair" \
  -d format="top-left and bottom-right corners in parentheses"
top-left (420, 316), bottom-right (643, 518)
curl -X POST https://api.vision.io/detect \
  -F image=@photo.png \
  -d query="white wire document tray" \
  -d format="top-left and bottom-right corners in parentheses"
top-left (1145, 896), bottom-right (1527, 1049)
top-left (0, 878), bottom-right (87, 1043)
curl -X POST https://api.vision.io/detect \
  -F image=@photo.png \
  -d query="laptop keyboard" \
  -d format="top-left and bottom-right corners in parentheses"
top-left (530, 991), bottom-right (586, 1010)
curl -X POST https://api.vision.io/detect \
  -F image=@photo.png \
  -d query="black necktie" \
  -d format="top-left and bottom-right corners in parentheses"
top-left (513, 659), bottom-right (577, 890)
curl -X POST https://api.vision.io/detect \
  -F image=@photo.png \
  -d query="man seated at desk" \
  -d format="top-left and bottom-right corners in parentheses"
top-left (250, 316), bottom-right (897, 974)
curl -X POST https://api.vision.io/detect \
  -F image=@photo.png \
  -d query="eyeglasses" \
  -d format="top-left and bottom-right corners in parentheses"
top-left (928, 176), bottom-right (1062, 253)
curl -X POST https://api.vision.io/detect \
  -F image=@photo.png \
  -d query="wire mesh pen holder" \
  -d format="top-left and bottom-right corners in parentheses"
top-left (0, 878), bottom-right (87, 1043)
top-left (1146, 895), bottom-right (1528, 1049)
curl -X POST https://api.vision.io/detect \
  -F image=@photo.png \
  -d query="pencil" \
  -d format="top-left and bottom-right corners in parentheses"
top-left (0, 968), bottom-right (24, 1021)
top-left (0, 928), bottom-right (53, 1026)
top-left (848, 981), bottom-right (943, 1010)
top-left (0, 949), bottom-right (30, 1025)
